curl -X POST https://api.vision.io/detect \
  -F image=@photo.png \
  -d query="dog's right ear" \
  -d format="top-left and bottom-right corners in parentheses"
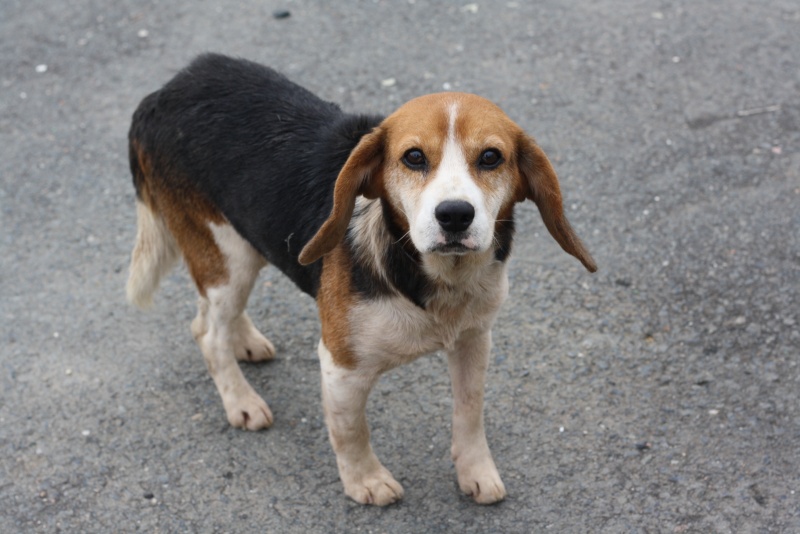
top-left (298, 127), bottom-right (384, 265)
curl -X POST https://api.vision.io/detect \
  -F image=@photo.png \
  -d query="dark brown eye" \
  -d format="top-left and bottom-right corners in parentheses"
top-left (402, 148), bottom-right (427, 170)
top-left (478, 149), bottom-right (502, 169)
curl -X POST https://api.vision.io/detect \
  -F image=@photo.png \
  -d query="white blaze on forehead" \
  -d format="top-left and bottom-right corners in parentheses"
top-left (436, 102), bottom-right (476, 200)
top-left (448, 102), bottom-right (458, 139)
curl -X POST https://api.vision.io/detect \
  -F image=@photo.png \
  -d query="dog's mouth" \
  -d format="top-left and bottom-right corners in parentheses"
top-left (414, 228), bottom-right (484, 256)
top-left (430, 241), bottom-right (478, 255)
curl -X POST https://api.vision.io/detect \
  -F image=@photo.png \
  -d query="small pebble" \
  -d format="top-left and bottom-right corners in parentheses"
top-left (272, 9), bottom-right (291, 19)
top-left (35, 64), bottom-right (47, 73)
top-left (137, 29), bottom-right (149, 38)
top-left (381, 78), bottom-right (396, 88)
top-left (143, 492), bottom-right (154, 499)
top-left (635, 441), bottom-right (651, 451)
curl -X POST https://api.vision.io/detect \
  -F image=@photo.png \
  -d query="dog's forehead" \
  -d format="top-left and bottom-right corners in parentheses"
top-left (382, 93), bottom-right (520, 149)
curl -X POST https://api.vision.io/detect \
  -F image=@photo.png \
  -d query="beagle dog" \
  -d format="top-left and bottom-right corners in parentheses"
top-left (126, 53), bottom-right (596, 506)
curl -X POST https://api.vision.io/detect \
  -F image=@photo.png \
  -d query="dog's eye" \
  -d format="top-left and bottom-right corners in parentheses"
top-left (402, 149), bottom-right (427, 170)
top-left (478, 149), bottom-right (502, 169)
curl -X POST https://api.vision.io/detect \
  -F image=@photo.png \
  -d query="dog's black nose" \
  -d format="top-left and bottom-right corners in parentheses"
top-left (435, 200), bottom-right (475, 233)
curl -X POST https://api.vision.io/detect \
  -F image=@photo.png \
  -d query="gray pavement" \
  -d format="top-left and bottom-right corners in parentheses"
top-left (1, 1), bottom-right (799, 532)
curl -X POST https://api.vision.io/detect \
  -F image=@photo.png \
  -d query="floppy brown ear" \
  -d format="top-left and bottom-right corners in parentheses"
top-left (298, 127), bottom-right (384, 265)
top-left (517, 134), bottom-right (597, 273)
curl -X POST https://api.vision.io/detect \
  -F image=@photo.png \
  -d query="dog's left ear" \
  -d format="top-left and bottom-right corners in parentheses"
top-left (298, 127), bottom-right (384, 265)
top-left (517, 133), bottom-right (597, 273)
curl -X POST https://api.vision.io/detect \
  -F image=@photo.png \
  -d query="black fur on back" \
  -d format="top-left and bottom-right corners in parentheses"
top-left (130, 54), bottom-right (516, 306)
top-left (129, 53), bottom-right (383, 297)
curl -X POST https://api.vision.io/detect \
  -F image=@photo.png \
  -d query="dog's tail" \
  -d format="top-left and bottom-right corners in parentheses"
top-left (126, 199), bottom-right (180, 308)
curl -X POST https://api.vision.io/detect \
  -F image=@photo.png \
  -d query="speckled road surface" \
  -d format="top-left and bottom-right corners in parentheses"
top-left (2, 1), bottom-right (798, 532)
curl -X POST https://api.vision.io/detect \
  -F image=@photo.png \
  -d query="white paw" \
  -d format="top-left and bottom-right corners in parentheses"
top-left (223, 390), bottom-right (273, 430)
top-left (233, 315), bottom-right (276, 362)
top-left (456, 458), bottom-right (507, 504)
top-left (342, 465), bottom-right (404, 506)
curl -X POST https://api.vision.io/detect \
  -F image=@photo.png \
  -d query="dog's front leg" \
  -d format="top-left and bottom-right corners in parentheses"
top-left (317, 340), bottom-right (404, 506)
top-left (447, 329), bottom-right (507, 504)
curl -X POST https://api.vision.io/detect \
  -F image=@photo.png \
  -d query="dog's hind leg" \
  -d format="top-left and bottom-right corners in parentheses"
top-left (188, 221), bottom-right (275, 430)
top-left (128, 134), bottom-right (273, 429)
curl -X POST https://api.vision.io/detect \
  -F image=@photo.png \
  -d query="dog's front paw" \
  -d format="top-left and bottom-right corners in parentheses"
top-left (223, 390), bottom-right (273, 430)
top-left (341, 465), bottom-right (404, 506)
top-left (456, 458), bottom-right (507, 504)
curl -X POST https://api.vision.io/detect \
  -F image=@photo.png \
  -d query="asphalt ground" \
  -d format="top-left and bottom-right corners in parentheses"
top-left (1, 1), bottom-right (799, 532)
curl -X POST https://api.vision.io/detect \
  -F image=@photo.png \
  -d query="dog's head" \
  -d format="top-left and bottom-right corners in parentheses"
top-left (299, 93), bottom-right (596, 272)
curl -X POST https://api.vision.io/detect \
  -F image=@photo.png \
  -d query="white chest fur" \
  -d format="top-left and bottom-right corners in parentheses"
top-left (348, 261), bottom-right (509, 371)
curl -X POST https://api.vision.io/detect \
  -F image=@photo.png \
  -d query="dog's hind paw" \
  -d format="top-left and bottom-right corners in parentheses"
top-left (233, 313), bottom-right (276, 363)
top-left (224, 391), bottom-right (273, 430)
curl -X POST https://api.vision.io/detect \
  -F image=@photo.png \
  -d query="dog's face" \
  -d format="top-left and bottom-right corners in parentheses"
top-left (299, 93), bottom-right (596, 273)
top-left (378, 94), bottom-right (522, 256)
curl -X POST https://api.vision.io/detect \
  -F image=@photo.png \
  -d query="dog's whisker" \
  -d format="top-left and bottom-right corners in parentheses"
top-left (392, 230), bottom-right (412, 245)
